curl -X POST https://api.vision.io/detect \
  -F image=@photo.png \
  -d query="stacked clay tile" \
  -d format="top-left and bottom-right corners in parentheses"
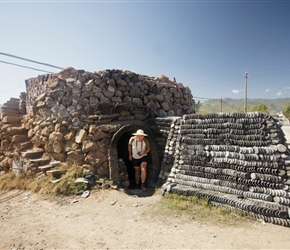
top-left (147, 117), bottom-right (181, 184)
top-left (162, 112), bottom-right (290, 227)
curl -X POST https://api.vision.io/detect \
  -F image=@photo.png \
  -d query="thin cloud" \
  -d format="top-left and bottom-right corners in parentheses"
top-left (232, 89), bottom-right (240, 94)
top-left (276, 87), bottom-right (290, 96)
top-left (265, 89), bottom-right (271, 92)
top-left (277, 90), bottom-right (283, 96)
top-left (283, 86), bottom-right (290, 92)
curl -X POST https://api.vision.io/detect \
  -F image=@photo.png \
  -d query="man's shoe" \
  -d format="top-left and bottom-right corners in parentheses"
top-left (141, 183), bottom-right (147, 191)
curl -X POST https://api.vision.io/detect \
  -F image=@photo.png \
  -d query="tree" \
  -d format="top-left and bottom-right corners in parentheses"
top-left (283, 104), bottom-right (290, 120)
top-left (250, 103), bottom-right (269, 114)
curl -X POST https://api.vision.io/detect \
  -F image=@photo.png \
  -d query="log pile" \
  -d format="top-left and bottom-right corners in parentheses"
top-left (162, 112), bottom-right (290, 227)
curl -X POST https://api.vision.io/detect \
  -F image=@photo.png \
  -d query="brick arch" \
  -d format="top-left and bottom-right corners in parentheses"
top-left (109, 123), bottom-right (161, 186)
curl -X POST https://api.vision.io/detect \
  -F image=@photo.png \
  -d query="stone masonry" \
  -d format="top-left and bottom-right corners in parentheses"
top-left (0, 67), bottom-right (195, 184)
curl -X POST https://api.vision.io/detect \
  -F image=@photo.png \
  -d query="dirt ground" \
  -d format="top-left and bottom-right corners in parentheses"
top-left (1, 188), bottom-right (290, 250)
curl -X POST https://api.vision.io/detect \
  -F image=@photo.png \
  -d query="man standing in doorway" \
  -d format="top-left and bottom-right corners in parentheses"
top-left (128, 129), bottom-right (151, 191)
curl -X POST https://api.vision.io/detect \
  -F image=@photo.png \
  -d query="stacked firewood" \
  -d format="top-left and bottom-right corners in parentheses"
top-left (162, 112), bottom-right (290, 227)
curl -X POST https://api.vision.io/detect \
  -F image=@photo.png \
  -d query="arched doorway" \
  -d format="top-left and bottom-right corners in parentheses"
top-left (117, 131), bottom-right (134, 188)
top-left (109, 123), bottom-right (160, 188)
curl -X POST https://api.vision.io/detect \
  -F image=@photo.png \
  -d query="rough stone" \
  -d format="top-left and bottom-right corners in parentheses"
top-left (12, 134), bottom-right (28, 143)
top-left (66, 150), bottom-right (84, 164)
top-left (75, 129), bottom-right (87, 144)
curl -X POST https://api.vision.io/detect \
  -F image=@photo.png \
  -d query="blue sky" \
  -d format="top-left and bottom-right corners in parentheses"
top-left (0, 0), bottom-right (290, 105)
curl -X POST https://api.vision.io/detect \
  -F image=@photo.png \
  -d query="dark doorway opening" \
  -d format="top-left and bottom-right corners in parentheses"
top-left (117, 131), bottom-right (153, 189)
top-left (109, 123), bottom-right (160, 189)
top-left (117, 131), bottom-right (134, 188)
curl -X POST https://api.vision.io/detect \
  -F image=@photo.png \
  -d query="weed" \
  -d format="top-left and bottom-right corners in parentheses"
top-left (0, 162), bottom-right (88, 196)
top-left (149, 191), bottom-right (254, 227)
top-left (0, 173), bottom-right (35, 191)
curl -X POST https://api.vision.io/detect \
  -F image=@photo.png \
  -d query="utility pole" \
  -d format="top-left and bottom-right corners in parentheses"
top-left (244, 72), bottom-right (249, 112)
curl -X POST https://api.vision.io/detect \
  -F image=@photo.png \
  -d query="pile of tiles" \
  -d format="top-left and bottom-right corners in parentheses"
top-left (148, 117), bottom-right (181, 184)
top-left (162, 112), bottom-right (290, 227)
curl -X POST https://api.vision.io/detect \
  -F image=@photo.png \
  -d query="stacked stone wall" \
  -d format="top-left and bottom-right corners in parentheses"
top-left (25, 67), bottom-right (195, 118)
top-left (0, 67), bottom-right (195, 178)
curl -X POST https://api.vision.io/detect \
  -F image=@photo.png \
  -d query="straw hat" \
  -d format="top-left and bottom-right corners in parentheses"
top-left (132, 129), bottom-right (148, 136)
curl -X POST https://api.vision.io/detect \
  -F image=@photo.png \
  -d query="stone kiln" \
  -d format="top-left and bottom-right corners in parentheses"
top-left (0, 67), bottom-right (195, 187)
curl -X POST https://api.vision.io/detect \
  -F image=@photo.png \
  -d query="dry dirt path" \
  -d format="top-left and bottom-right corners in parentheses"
top-left (1, 124), bottom-right (290, 249)
top-left (1, 188), bottom-right (290, 250)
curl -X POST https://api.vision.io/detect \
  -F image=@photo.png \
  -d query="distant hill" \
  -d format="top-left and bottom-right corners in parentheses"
top-left (198, 98), bottom-right (290, 115)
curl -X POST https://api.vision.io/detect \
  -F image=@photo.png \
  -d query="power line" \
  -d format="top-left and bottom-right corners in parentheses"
top-left (189, 72), bottom-right (242, 85)
top-left (222, 98), bottom-right (243, 111)
top-left (0, 52), bottom-right (63, 70)
top-left (0, 86), bottom-right (24, 94)
top-left (192, 96), bottom-right (211, 100)
top-left (0, 60), bottom-right (54, 73)
top-left (189, 64), bottom-right (290, 87)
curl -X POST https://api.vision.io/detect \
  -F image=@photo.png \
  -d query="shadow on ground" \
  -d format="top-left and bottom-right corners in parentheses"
top-left (123, 187), bottom-right (156, 197)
